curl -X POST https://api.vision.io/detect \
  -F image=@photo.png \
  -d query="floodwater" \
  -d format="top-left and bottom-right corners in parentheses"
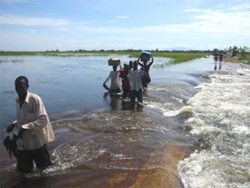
top-left (0, 54), bottom-right (249, 188)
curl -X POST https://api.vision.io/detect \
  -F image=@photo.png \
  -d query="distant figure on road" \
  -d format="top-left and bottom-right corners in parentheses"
top-left (214, 53), bottom-right (218, 70)
top-left (219, 53), bottom-right (223, 70)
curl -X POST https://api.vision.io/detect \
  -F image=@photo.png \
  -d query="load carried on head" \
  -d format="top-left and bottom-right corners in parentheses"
top-left (103, 58), bottom-right (122, 95)
top-left (140, 51), bottom-right (152, 61)
top-left (108, 58), bottom-right (121, 66)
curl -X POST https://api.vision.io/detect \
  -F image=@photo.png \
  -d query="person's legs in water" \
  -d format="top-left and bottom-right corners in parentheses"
top-left (130, 90), bottom-right (136, 103)
top-left (122, 89), bottom-right (130, 100)
top-left (32, 144), bottom-right (52, 170)
top-left (136, 89), bottom-right (143, 103)
top-left (17, 150), bottom-right (34, 173)
top-left (115, 87), bottom-right (121, 93)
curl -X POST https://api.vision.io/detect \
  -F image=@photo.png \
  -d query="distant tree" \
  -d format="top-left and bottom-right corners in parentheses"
top-left (239, 46), bottom-right (249, 59)
top-left (232, 46), bottom-right (239, 57)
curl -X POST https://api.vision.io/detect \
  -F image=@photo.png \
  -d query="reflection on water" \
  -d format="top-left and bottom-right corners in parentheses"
top-left (214, 61), bottom-right (223, 70)
top-left (1, 55), bottom-right (249, 187)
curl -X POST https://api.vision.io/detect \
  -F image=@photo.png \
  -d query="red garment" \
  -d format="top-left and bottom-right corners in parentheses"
top-left (120, 69), bottom-right (130, 90)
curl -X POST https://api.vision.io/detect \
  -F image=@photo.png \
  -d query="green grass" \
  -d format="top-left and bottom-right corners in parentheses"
top-left (236, 53), bottom-right (250, 64)
top-left (153, 52), bottom-right (208, 63)
top-left (0, 51), bottom-right (209, 65)
top-left (2, 50), bottom-right (249, 66)
top-left (0, 51), bottom-right (108, 57)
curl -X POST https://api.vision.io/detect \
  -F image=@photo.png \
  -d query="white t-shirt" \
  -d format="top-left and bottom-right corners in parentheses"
top-left (127, 69), bottom-right (144, 91)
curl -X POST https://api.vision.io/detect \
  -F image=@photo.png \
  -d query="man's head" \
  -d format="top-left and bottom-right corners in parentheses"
top-left (113, 65), bottom-right (117, 71)
top-left (129, 61), bottom-right (133, 69)
top-left (15, 76), bottom-right (29, 98)
top-left (124, 63), bottom-right (129, 71)
top-left (133, 61), bottom-right (138, 71)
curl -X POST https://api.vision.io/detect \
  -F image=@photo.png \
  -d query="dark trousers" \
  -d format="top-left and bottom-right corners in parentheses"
top-left (122, 89), bottom-right (130, 99)
top-left (130, 89), bottom-right (143, 103)
top-left (17, 144), bottom-right (52, 173)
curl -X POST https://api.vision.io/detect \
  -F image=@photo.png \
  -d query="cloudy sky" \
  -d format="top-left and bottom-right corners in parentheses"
top-left (0, 0), bottom-right (250, 51)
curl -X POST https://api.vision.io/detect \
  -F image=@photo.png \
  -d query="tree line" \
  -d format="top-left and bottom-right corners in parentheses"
top-left (47, 46), bottom-right (249, 57)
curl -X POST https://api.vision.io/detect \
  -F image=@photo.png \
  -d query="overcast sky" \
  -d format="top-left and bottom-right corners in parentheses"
top-left (0, 0), bottom-right (250, 51)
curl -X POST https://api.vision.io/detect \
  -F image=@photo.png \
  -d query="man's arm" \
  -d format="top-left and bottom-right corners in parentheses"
top-left (147, 56), bottom-right (154, 67)
top-left (103, 72), bottom-right (111, 84)
top-left (103, 72), bottom-right (112, 91)
top-left (6, 120), bottom-right (17, 133)
top-left (138, 62), bottom-right (144, 67)
top-left (137, 55), bottom-right (142, 62)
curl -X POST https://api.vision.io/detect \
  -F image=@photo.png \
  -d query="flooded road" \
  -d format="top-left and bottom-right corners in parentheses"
top-left (1, 54), bottom-right (249, 187)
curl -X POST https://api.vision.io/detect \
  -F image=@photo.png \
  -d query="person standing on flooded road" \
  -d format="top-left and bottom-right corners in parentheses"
top-left (127, 61), bottom-right (146, 104)
top-left (219, 53), bottom-right (223, 70)
top-left (120, 63), bottom-right (130, 101)
top-left (6, 76), bottom-right (55, 174)
top-left (138, 52), bottom-right (154, 89)
top-left (103, 65), bottom-right (121, 94)
top-left (214, 52), bottom-right (218, 70)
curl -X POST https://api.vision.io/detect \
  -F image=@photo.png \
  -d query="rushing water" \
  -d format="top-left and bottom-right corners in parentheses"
top-left (178, 65), bottom-right (250, 188)
top-left (0, 54), bottom-right (249, 187)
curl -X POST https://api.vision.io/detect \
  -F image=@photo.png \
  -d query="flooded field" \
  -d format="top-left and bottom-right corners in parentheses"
top-left (1, 55), bottom-right (249, 187)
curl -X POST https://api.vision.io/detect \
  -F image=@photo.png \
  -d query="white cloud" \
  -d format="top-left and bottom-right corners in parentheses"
top-left (75, 20), bottom-right (96, 25)
top-left (184, 8), bottom-right (210, 13)
top-left (228, 2), bottom-right (250, 10)
top-left (0, 15), bottom-right (70, 26)
top-left (0, 0), bottom-right (27, 4)
top-left (176, 6), bottom-right (250, 36)
top-left (0, 15), bottom-right (96, 27)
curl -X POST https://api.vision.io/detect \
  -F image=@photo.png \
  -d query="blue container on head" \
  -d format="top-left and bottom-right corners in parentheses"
top-left (140, 51), bottom-right (152, 61)
top-left (140, 51), bottom-right (152, 57)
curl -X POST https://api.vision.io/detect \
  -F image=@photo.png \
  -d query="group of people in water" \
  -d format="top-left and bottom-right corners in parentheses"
top-left (4, 52), bottom-right (153, 175)
top-left (103, 52), bottom-right (154, 105)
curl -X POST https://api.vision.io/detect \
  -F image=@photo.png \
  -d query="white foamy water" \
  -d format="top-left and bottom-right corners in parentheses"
top-left (177, 67), bottom-right (250, 188)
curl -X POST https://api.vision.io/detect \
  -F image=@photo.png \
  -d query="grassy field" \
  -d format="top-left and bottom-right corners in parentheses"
top-left (0, 51), bottom-right (209, 64)
top-left (223, 54), bottom-right (250, 64)
top-left (237, 53), bottom-right (250, 64)
top-left (152, 52), bottom-right (208, 63)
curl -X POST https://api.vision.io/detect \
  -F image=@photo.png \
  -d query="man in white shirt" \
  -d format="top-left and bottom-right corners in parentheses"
top-left (6, 76), bottom-right (55, 174)
top-left (127, 61), bottom-right (146, 104)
